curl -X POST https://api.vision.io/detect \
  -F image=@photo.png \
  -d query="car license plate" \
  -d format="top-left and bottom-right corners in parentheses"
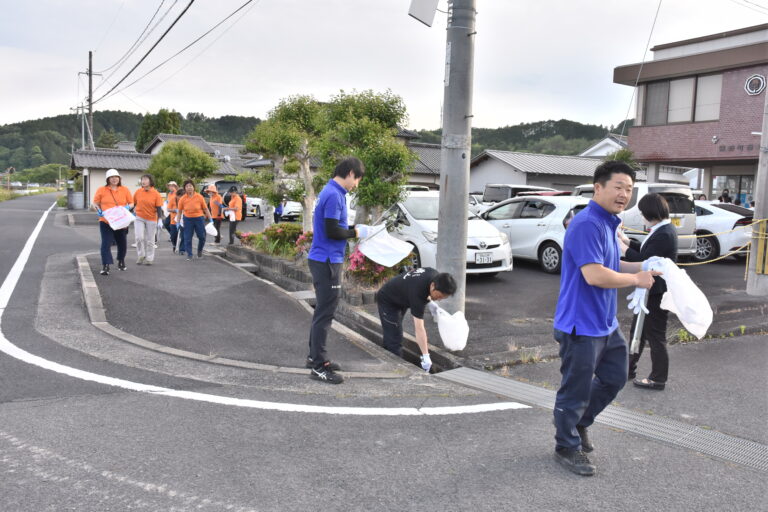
top-left (475, 252), bottom-right (493, 264)
top-left (671, 217), bottom-right (681, 227)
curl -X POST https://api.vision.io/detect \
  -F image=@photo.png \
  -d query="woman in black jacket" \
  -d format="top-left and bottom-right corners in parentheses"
top-left (619, 193), bottom-right (678, 390)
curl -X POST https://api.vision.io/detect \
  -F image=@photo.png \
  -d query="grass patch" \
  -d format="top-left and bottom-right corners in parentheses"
top-left (56, 195), bottom-right (68, 207)
top-left (0, 189), bottom-right (19, 202)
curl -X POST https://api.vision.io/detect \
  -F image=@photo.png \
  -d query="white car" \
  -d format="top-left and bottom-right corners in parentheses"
top-left (482, 196), bottom-right (589, 273)
top-left (385, 191), bottom-right (513, 276)
top-left (246, 197), bottom-right (265, 218)
top-left (280, 201), bottom-right (303, 222)
top-left (693, 201), bottom-right (753, 262)
top-left (573, 183), bottom-right (697, 257)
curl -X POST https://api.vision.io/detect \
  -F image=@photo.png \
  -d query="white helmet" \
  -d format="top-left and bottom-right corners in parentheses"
top-left (105, 169), bottom-right (121, 179)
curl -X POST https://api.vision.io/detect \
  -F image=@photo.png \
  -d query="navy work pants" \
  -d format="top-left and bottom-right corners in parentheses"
top-left (182, 216), bottom-right (206, 256)
top-left (553, 327), bottom-right (627, 451)
top-left (308, 259), bottom-right (342, 366)
top-left (99, 222), bottom-right (128, 265)
top-left (377, 299), bottom-right (406, 357)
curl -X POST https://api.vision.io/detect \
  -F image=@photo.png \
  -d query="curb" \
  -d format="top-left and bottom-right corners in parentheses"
top-left (75, 253), bottom-right (413, 379)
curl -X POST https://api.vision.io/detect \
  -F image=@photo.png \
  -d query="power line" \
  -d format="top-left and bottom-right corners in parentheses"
top-left (96, 0), bottom-right (170, 74)
top-left (93, 0), bottom-right (196, 106)
top-left (94, 0), bottom-right (181, 93)
top-left (95, 0), bottom-right (127, 52)
top-left (726, 0), bottom-right (768, 15)
top-left (619, 0), bottom-right (663, 139)
top-left (98, 0), bottom-right (258, 105)
top-left (137, 0), bottom-right (261, 98)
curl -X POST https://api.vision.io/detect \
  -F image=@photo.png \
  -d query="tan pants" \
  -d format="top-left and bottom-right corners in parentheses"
top-left (135, 217), bottom-right (157, 262)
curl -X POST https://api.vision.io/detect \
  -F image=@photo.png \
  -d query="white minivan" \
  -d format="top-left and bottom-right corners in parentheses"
top-left (572, 183), bottom-right (697, 256)
top-left (385, 191), bottom-right (513, 276)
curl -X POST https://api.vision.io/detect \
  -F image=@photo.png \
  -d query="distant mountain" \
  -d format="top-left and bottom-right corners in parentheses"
top-left (0, 110), bottom-right (261, 172)
top-left (416, 119), bottom-right (632, 157)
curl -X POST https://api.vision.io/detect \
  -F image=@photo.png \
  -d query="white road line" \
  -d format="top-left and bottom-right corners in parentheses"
top-left (0, 205), bottom-right (530, 416)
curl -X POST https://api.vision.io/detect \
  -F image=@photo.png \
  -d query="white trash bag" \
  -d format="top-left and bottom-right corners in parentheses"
top-left (102, 206), bottom-right (135, 230)
top-left (204, 221), bottom-right (218, 237)
top-left (428, 301), bottom-right (469, 351)
top-left (358, 224), bottom-right (413, 267)
top-left (654, 258), bottom-right (713, 339)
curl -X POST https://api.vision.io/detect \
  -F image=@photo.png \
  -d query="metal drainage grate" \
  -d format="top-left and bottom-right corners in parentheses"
top-left (436, 367), bottom-right (768, 472)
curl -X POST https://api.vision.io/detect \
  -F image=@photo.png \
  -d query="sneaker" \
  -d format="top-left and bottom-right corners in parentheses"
top-left (576, 425), bottom-right (594, 453)
top-left (309, 363), bottom-right (344, 384)
top-left (131, 243), bottom-right (137, 248)
top-left (136, 257), bottom-right (145, 265)
top-left (197, 251), bottom-right (203, 259)
top-left (554, 449), bottom-right (596, 476)
top-left (145, 260), bottom-right (153, 266)
top-left (306, 357), bottom-right (341, 371)
top-left (117, 260), bottom-right (126, 271)
top-left (153, 243), bottom-right (158, 248)
top-left (186, 257), bottom-right (193, 261)
top-left (100, 264), bottom-right (110, 276)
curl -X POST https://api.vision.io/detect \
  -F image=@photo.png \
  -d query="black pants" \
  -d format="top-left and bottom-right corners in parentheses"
top-left (99, 222), bottom-right (127, 265)
top-left (274, 213), bottom-right (281, 224)
top-left (377, 299), bottom-right (406, 357)
top-left (308, 259), bottom-right (342, 366)
top-left (629, 292), bottom-right (670, 383)
top-left (213, 218), bottom-right (223, 243)
top-left (228, 220), bottom-right (238, 245)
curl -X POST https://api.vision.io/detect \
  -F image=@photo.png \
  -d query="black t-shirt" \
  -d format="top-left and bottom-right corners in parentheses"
top-left (377, 267), bottom-right (437, 319)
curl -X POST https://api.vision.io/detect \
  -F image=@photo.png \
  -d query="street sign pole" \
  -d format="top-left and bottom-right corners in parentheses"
top-left (746, 89), bottom-right (768, 296)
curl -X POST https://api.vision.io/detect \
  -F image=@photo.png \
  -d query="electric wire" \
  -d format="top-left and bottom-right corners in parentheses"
top-left (727, 0), bottom-right (768, 14)
top-left (98, 0), bottom-right (257, 105)
top-left (136, 0), bottom-right (261, 98)
top-left (94, 0), bottom-right (127, 52)
top-left (93, 0), bottom-right (196, 106)
top-left (96, 0), bottom-right (169, 74)
top-left (619, 0), bottom-right (663, 139)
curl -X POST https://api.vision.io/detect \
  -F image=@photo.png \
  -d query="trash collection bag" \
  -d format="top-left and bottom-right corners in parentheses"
top-left (429, 301), bottom-right (469, 351)
top-left (358, 224), bottom-right (414, 267)
top-left (205, 221), bottom-right (218, 236)
top-left (102, 206), bottom-right (135, 230)
top-left (655, 258), bottom-right (712, 339)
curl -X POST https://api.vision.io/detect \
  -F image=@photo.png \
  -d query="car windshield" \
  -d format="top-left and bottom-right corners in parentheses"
top-left (403, 196), bottom-right (478, 220)
top-left (657, 192), bottom-right (694, 214)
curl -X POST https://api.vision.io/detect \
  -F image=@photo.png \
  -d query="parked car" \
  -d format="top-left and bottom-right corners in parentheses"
top-left (200, 180), bottom-right (248, 220)
top-left (384, 191), bottom-right (513, 276)
top-left (246, 196), bottom-right (265, 218)
top-left (693, 201), bottom-right (753, 262)
top-left (482, 196), bottom-right (589, 273)
top-left (468, 193), bottom-right (488, 215)
top-left (516, 190), bottom-right (572, 197)
top-left (573, 183), bottom-right (697, 257)
top-left (279, 201), bottom-right (303, 222)
top-left (482, 184), bottom-right (555, 204)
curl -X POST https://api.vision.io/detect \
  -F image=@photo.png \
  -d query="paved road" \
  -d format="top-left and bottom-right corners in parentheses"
top-left (0, 193), bottom-right (764, 511)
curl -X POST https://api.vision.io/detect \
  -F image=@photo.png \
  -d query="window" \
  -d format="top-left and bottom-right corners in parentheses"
top-left (520, 200), bottom-right (555, 219)
top-left (486, 201), bottom-right (522, 220)
top-left (694, 206), bottom-right (713, 216)
top-left (695, 74), bottom-right (722, 121)
top-left (667, 78), bottom-right (695, 123)
top-left (643, 74), bottom-right (722, 125)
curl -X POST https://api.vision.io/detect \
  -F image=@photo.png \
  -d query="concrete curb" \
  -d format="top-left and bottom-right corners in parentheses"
top-left (75, 253), bottom-right (412, 379)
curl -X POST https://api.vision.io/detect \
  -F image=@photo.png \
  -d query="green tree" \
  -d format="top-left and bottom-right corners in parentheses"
top-left (96, 129), bottom-right (119, 149)
top-left (135, 108), bottom-right (182, 152)
top-left (245, 95), bottom-right (323, 232)
top-left (146, 141), bottom-right (218, 191)
top-left (9, 147), bottom-right (27, 170)
top-left (604, 148), bottom-right (640, 168)
top-left (28, 145), bottom-right (46, 167)
top-left (16, 163), bottom-right (62, 184)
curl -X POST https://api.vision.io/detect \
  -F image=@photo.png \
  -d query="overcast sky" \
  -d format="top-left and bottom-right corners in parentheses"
top-left (1, 0), bottom-right (765, 131)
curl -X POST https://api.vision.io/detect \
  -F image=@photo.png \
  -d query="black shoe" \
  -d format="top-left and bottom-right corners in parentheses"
top-left (554, 449), bottom-right (596, 476)
top-left (100, 264), bottom-right (110, 276)
top-left (310, 363), bottom-right (344, 384)
top-left (306, 357), bottom-right (341, 371)
top-left (576, 425), bottom-right (594, 453)
top-left (197, 251), bottom-right (203, 259)
top-left (117, 260), bottom-right (126, 271)
top-left (633, 378), bottom-right (665, 390)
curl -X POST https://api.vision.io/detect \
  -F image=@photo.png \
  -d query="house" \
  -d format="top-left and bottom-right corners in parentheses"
top-left (470, 150), bottom-right (648, 192)
top-left (406, 142), bottom-right (441, 188)
top-left (614, 23), bottom-right (767, 203)
top-left (579, 133), bottom-right (628, 157)
top-left (70, 134), bottom-right (260, 207)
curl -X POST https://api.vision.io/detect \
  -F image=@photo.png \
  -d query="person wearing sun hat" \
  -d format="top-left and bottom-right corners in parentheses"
top-left (92, 168), bottom-right (133, 275)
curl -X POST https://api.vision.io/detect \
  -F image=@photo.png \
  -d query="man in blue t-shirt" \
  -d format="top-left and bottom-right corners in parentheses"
top-left (552, 161), bottom-right (660, 476)
top-left (306, 157), bottom-right (371, 384)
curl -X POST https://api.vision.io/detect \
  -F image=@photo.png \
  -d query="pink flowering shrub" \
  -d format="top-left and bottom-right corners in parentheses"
top-left (346, 246), bottom-right (414, 287)
top-left (295, 231), bottom-right (313, 257)
top-left (240, 222), bottom-right (304, 257)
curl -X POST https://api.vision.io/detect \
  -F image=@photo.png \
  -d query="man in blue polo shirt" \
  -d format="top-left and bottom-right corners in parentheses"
top-left (553, 161), bottom-right (660, 476)
top-left (307, 157), bottom-right (371, 384)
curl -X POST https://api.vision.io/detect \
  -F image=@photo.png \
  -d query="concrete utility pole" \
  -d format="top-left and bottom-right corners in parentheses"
top-left (88, 51), bottom-right (95, 150)
top-left (435, 0), bottom-right (477, 313)
top-left (746, 89), bottom-right (768, 296)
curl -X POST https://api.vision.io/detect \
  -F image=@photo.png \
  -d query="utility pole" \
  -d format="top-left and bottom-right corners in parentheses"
top-left (746, 89), bottom-right (768, 296)
top-left (435, 0), bottom-right (477, 313)
top-left (88, 51), bottom-right (95, 150)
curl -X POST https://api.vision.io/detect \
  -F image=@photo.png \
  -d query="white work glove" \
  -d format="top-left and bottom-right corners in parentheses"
top-left (420, 353), bottom-right (432, 373)
top-left (642, 256), bottom-right (665, 272)
top-left (427, 301), bottom-right (440, 322)
top-left (157, 219), bottom-right (164, 229)
top-left (355, 224), bottom-right (372, 239)
top-left (627, 288), bottom-right (649, 315)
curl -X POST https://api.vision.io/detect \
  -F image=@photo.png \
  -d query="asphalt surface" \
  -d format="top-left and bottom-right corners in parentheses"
top-left (0, 193), bottom-right (765, 511)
